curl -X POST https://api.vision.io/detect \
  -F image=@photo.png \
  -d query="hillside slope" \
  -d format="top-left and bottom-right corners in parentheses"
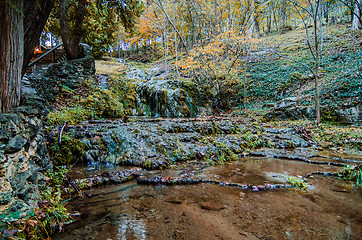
top-left (244, 24), bottom-right (361, 122)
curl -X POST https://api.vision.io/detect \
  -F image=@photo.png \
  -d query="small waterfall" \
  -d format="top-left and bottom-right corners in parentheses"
top-left (135, 78), bottom-right (197, 118)
top-left (119, 62), bottom-right (198, 118)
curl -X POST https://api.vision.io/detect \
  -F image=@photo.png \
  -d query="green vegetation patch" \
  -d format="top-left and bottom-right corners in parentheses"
top-left (338, 165), bottom-right (362, 188)
top-left (0, 166), bottom-right (72, 239)
top-left (286, 176), bottom-right (309, 190)
top-left (47, 132), bottom-right (88, 165)
top-left (244, 25), bottom-right (362, 110)
top-left (47, 76), bottom-right (128, 126)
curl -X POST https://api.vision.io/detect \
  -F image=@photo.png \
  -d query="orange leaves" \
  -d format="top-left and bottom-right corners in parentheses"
top-left (177, 30), bottom-right (261, 84)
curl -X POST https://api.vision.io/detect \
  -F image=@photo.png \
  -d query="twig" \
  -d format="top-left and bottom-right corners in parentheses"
top-left (59, 121), bottom-right (68, 144)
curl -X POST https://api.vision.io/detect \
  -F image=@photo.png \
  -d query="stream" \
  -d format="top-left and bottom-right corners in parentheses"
top-left (53, 153), bottom-right (362, 240)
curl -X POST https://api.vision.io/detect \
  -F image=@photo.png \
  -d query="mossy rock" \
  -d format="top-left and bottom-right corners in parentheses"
top-left (48, 133), bottom-right (88, 165)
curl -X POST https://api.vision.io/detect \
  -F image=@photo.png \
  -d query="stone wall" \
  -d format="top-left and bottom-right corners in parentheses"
top-left (28, 43), bottom-right (95, 104)
top-left (0, 44), bottom-right (95, 216)
top-left (0, 100), bottom-right (51, 214)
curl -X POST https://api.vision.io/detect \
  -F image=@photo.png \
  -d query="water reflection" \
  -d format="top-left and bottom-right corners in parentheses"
top-left (116, 212), bottom-right (147, 240)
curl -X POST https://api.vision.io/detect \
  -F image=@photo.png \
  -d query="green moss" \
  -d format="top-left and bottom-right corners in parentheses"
top-left (108, 76), bottom-right (138, 110)
top-left (171, 138), bottom-right (192, 161)
top-left (143, 159), bottom-right (153, 169)
top-left (286, 176), bottom-right (309, 190)
top-left (239, 131), bottom-right (265, 149)
top-left (181, 78), bottom-right (203, 106)
top-left (213, 142), bottom-right (238, 164)
top-left (47, 106), bottom-right (92, 125)
top-left (80, 88), bottom-right (124, 118)
top-left (48, 133), bottom-right (87, 165)
top-left (47, 76), bottom-right (132, 126)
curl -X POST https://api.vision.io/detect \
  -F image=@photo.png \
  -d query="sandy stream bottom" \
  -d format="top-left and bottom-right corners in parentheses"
top-left (53, 157), bottom-right (362, 240)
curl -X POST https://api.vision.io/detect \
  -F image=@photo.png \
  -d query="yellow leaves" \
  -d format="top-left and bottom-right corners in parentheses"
top-left (176, 29), bottom-right (261, 85)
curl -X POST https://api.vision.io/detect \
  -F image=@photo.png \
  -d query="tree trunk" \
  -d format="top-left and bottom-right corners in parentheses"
top-left (0, 0), bottom-right (53, 113)
top-left (23, 0), bottom-right (54, 75)
top-left (314, 1), bottom-right (321, 126)
top-left (60, 0), bottom-right (87, 60)
top-left (243, 73), bottom-right (247, 109)
top-left (352, 0), bottom-right (361, 30)
top-left (0, 0), bottom-right (24, 113)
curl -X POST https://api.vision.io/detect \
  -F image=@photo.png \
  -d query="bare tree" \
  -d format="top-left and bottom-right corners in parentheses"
top-left (288, 0), bottom-right (324, 125)
top-left (352, 0), bottom-right (361, 29)
top-left (338, 0), bottom-right (362, 29)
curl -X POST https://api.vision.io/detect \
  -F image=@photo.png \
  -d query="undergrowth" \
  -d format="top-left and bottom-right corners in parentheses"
top-left (262, 120), bottom-right (361, 151)
top-left (47, 132), bottom-right (88, 165)
top-left (244, 24), bottom-right (361, 109)
top-left (0, 166), bottom-right (71, 239)
top-left (47, 75), bottom-right (136, 126)
top-left (338, 165), bottom-right (362, 188)
top-left (47, 77), bottom-right (124, 125)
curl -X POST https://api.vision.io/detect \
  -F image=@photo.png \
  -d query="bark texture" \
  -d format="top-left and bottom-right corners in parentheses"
top-left (23, 0), bottom-right (54, 75)
top-left (0, 0), bottom-right (24, 113)
top-left (352, 0), bottom-right (361, 30)
top-left (0, 0), bottom-right (53, 113)
top-left (60, 0), bottom-right (88, 60)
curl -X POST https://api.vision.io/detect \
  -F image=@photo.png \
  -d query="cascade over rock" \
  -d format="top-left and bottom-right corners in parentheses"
top-left (123, 63), bottom-right (198, 118)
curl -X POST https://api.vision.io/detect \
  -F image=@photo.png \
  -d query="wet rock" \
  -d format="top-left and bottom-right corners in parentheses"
top-left (335, 105), bottom-right (361, 125)
top-left (0, 192), bottom-right (12, 205)
top-left (200, 201), bottom-right (225, 211)
top-left (136, 79), bottom-right (196, 118)
top-left (125, 66), bottom-right (148, 80)
top-left (165, 198), bottom-right (183, 204)
top-left (0, 129), bottom-right (11, 141)
top-left (265, 102), bottom-right (361, 125)
top-left (264, 105), bottom-right (315, 121)
top-left (275, 97), bottom-right (300, 108)
top-left (64, 118), bottom-right (317, 169)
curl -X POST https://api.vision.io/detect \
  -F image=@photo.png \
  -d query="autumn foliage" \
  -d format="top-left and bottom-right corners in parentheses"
top-left (176, 31), bottom-right (261, 111)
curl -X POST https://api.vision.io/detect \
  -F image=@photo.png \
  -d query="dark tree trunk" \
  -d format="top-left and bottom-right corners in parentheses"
top-left (0, 0), bottom-right (53, 113)
top-left (0, 0), bottom-right (24, 113)
top-left (60, 0), bottom-right (88, 60)
top-left (23, 0), bottom-right (54, 75)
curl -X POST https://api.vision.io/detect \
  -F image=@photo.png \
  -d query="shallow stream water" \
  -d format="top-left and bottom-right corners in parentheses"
top-left (53, 155), bottom-right (362, 240)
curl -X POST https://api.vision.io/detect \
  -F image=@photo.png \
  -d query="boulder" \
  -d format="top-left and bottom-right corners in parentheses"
top-left (5, 135), bottom-right (27, 154)
top-left (264, 97), bottom-right (361, 124)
